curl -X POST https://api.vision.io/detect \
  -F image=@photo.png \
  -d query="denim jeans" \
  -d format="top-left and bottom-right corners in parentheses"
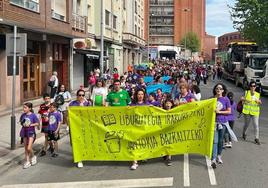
top-left (212, 122), bottom-right (227, 160)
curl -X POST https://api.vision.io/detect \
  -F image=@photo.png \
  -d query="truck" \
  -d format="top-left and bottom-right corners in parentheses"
top-left (260, 60), bottom-right (268, 95)
top-left (216, 42), bottom-right (268, 89)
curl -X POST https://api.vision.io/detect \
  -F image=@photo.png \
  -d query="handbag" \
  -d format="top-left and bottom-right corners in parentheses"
top-left (48, 80), bottom-right (55, 87)
top-left (236, 100), bottom-right (243, 113)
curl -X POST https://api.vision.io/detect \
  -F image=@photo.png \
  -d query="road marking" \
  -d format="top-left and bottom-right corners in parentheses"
top-left (183, 154), bottom-right (190, 187)
top-left (0, 177), bottom-right (174, 188)
top-left (206, 156), bottom-right (217, 186)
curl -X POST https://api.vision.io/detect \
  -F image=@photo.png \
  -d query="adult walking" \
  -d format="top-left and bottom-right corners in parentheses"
top-left (91, 79), bottom-right (107, 106)
top-left (49, 71), bottom-right (59, 98)
top-left (211, 83), bottom-right (231, 169)
top-left (69, 89), bottom-right (91, 168)
top-left (106, 79), bottom-right (131, 107)
top-left (241, 81), bottom-right (262, 145)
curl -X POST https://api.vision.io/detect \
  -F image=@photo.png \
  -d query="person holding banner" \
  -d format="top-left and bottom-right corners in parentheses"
top-left (106, 79), bottom-right (131, 107)
top-left (130, 89), bottom-right (149, 170)
top-left (69, 89), bottom-right (91, 168)
top-left (211, 83), bottom-right (231, 169)
top-left (175, 82), bottom-right (195, 106)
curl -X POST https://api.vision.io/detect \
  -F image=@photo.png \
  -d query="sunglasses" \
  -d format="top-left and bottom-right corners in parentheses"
top-left (250, 85), bottom-right (256, 87)
top-left (78, 94), bottom-right (85, 97)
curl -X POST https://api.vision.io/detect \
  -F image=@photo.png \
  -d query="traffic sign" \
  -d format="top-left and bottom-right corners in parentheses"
top-left (6, 33), bottom-right (27, 56)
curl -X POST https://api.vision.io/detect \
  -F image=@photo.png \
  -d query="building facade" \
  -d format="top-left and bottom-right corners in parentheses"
top-left (204, 33), bottom-right (216, 61)
top-left (0, 0), bottom-right (87, 108)
top-left (122, 0), bottom-right (146, 72)
top-left (218, 31), bottom-right (243, 51)
top-left (144, 0), bottom-right (205, 53)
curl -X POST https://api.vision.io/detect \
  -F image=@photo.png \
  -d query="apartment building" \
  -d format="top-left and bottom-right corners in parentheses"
top-left (144, 0), bottom-right (205, 56)
top-left (122, 0), bottom-right (146, 72)
top-left (0, 0), bottom-right (87, 108)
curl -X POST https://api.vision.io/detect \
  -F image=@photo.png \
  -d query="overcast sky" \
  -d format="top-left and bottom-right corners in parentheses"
top-left (206, 0), bottom-right (236, 37)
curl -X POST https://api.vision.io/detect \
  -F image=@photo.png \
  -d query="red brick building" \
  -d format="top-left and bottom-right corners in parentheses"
top-left (218, 31), bottom-right (243, 51)
top-left (204, 33), bottom-right (216, 61)
top-left (144, 0), bottom-right (206, 50)
top-left (0, 0), bottom-right (87, 107)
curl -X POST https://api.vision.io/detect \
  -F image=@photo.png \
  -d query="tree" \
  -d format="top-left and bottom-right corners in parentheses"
top-left (180, 32), bottom-right (201, 53)
top-left (230, 0), bottom-right (268, 48)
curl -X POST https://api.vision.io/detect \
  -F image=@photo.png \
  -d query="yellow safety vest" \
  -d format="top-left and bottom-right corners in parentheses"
top-left (242, 90), bottom-right (260, 116)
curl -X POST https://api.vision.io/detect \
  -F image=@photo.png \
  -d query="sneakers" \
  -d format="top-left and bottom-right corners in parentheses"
top-left (77, 161), bottom-right (84, 168)
top-left (255, 139), bottom-right (261, 145)
top-left (242, 133), bottom-right (247, 140)
top-left (39, 150), bottom-right (46, 157)
top-left (130, 163), bottom-right (138, 170)
top-left (226, 142), bottom-right (232, 148)
top-left (211, 160), bottom-right (217, 169)
top-left (166, 159), bottom-right (172, 166)
top-left (51, 153), bottom-right (58, 158)
top-left (23, 161), bottom-right (31, 169)
top-left (216, 155), bottom-right (223, 164)
top-left (66, 126), bottom-right (69, 132)
top-left (31, 155), bottom-right (37, 166)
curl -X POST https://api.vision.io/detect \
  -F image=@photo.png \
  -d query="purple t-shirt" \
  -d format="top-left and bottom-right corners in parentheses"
top-left (226, 101), bottom-right (236, 121)
top-left (19, 113), bottom-right (39, 138)
top-left (216, 97), bottom-right (231, 123)
top-left (149, 100), bottom-right (161, 107)
top-left (178, 92), bottom-right (195, 103)
top-left (69, 100), bottom-right (91, 106)
top-left (48, 111), bottom-right (62, 131)
top-left (130, 101), bottom-right (150, 106)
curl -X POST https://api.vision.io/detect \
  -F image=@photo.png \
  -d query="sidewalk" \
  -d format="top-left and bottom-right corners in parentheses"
top-left (0, 93), bottom-right (77, 174)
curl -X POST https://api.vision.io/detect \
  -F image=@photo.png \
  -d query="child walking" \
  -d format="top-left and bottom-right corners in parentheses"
top-left (20, 102), bottom-right (40, 169)
top-left (163, 98), bottom-right (174, 166)
top-left (47, 102), bottom-right (62, 157)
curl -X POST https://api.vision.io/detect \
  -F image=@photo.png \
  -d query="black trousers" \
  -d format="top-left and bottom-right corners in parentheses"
top-left (50, 87), bottom-right (57, 98)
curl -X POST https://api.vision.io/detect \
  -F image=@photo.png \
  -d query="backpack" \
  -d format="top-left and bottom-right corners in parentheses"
top-left (48, 80), bottom-right (55, 87)
top-left (54, 94), bottom-right (65, 106)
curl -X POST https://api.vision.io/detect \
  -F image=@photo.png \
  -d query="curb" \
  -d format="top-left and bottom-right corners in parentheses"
top-left (0, 127), bottom-right (70, 175)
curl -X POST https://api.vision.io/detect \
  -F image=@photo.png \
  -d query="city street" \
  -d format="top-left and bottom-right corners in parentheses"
top-left (0, 79), bottom-right (267, 188)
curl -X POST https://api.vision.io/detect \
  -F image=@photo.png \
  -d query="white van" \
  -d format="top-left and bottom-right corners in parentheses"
top-left (260, 60), bottom-right (268, 95)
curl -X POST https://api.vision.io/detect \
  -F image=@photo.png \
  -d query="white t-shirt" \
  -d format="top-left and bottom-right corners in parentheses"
top-left (91, 87), bottom-right (108, 106)
top-left (194, 93), bottom-right (201, 101)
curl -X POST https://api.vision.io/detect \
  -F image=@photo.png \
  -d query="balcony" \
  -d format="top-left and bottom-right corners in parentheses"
top-left (150, 0), bottom-right (173, 6)
top-left (150, 11), bottom-right (174, 16)
top-left (72, 13), bottom-right (87, 32)
top-left (123, 33), bottom-right (146, 47)
top-left (10, 0), bottom-right (39, 12)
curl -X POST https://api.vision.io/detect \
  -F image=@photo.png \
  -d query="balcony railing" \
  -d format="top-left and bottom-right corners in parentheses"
top-left (72, 13), bottom-right (86, 32)
top-left (150, 0), bottom-right (173, 6)
top-left (150, 11), bottom-right (174, 16)
top-left (51, 10), bottom-right (66, 21)
top-left (10, 0), bottom-right (39, 12)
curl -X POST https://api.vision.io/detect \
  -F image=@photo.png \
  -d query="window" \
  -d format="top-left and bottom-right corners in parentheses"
top-left (138, 27), bottom-right (140, 37)
top-left (135, 1), bottom-right (137, 14)
top-left (10, 0), bottom-right (39, 12)
top-left (123, 0), bottom-right (126, 9)
top-left (135, 25), bottom-right (137, 36)
top-left (113, 15), bottom-right (117, 29)
top-left (7, 56), bottom-right (19, 76)
top-left (105, 10), bottom-right (110, 26)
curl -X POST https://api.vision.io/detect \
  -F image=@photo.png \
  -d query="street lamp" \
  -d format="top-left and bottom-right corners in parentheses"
top-left (183, 8), bottom-right (190, 59)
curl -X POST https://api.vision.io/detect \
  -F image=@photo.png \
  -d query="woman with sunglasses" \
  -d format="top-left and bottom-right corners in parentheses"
top-left (241, 81), bottom-right (262, 145)
top-left (69, 89), bottom-right (91, 168)
top-left (211, 83), bottom-right (231, 169)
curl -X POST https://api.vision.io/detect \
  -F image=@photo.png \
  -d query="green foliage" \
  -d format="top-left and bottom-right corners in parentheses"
top-left (180, 32), bottom-right (201, 52)
top-left (230, 0), bottom-right (268, 48)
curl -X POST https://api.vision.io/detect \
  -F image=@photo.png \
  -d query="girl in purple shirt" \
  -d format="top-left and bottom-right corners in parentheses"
top-left (211, 83), bottom-right (231, 169)
top-left (20, 102), bottom-right (40, 169)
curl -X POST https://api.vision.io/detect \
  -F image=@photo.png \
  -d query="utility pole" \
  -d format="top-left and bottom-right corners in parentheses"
top-left (183, 8), bottom-right (190, 59)
top-left (11, 25), bottom-right (17, 150)
top-left (100, 0), bottom-right (104, 75)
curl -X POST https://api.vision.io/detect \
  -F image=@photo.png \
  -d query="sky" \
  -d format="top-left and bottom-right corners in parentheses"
top-left (206, 0), bottom-right (236, 37)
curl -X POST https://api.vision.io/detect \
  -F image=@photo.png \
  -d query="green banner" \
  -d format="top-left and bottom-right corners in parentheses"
top-left (68, 98), bottom-right (216, 162)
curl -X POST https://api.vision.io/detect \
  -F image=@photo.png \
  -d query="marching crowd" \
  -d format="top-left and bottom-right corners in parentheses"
top-left (19, 59), bottom-right (262, 170)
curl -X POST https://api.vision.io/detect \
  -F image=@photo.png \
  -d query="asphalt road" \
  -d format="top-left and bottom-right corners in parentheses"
top-left (0, 79), bottom-right (267, 188)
